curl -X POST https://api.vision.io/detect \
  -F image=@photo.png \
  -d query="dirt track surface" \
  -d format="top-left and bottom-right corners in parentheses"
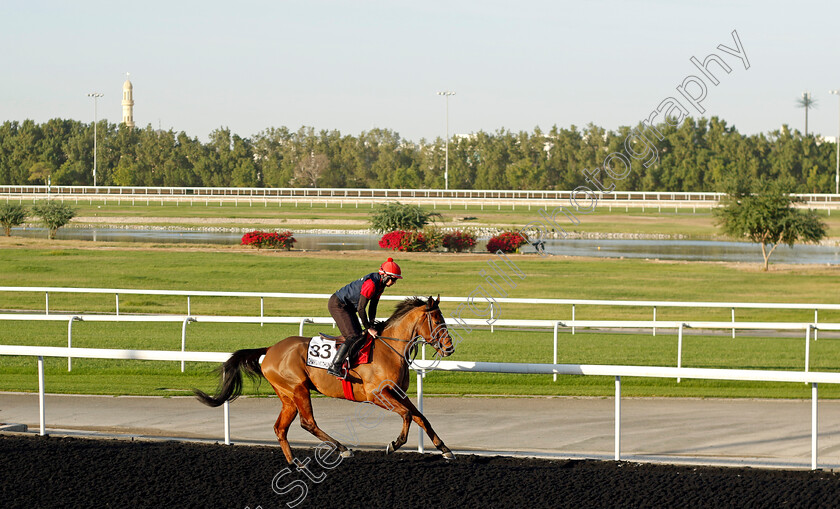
top-left (3, 435), bottom-right (840, 508)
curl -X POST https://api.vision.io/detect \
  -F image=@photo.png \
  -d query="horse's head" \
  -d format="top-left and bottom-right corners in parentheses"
top-left (415, 295), bottom-right (454, 358)
top-left (383, 296), bottom-right (455, 366)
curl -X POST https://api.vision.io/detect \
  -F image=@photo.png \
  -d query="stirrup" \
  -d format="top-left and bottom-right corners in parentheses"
top-left (327, 362), bottom-right (348, 379)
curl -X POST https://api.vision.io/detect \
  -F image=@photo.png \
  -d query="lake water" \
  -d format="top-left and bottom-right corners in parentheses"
top-left (11, 227), bottom-right (840, 265)
top-left (535, 238), bottom-right (840, 264)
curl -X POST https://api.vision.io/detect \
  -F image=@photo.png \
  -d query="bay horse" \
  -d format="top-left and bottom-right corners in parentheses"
top-left (194, 295), bottom-right (455, 463)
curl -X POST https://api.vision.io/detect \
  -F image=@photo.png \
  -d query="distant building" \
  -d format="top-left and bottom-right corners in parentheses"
top-left (122, 76), bottom-right (135, 128)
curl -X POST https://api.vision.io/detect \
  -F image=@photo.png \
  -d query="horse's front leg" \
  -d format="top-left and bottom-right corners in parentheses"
top-left (370, 389), bottom-right (411, 454)
top-left (374, 387), bottom-right (454, 459)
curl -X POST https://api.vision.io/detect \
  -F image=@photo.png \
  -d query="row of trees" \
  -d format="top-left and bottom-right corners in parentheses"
top-left (0, 117), bottom-right (837, 192)
top-left (0, 202), bottom-right (76, 239)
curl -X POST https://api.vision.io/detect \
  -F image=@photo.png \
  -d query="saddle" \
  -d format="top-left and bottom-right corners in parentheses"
top-left (318, 332), bottom-right (375, 365)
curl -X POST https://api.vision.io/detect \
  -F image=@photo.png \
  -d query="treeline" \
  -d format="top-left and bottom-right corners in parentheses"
top-left (0, 117), bottom-right (836, 192)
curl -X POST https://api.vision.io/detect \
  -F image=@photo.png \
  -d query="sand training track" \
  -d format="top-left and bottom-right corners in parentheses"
top-left (2, 434), bottom-right (840, 508)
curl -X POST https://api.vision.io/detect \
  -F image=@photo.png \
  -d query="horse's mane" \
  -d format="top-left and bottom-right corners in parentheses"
top-left (376, 297), bottom-right (431, 333)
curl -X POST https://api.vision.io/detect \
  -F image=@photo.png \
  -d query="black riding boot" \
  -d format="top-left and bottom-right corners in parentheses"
top-left (327, 335), bottom-right (358, 377)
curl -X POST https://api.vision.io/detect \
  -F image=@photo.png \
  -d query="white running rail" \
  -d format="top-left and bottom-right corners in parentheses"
top-left (2, 285), bottom-right (839, 341)
top-left (2, 344), bottom-right (839, 470)
top-left (2, 313), bottom-right (837, 375)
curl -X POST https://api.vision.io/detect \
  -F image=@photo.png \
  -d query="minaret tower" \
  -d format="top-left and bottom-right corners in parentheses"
top-left (122, 73), bottom-right (135, 129)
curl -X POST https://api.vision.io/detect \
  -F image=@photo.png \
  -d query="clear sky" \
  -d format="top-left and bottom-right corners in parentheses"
top-left (2, 0), bottom-right (839, 142)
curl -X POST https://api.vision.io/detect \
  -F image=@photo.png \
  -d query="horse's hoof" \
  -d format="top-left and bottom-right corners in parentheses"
top-left (385, 442), bottom-right (394, 455)
top-left (340, 449), bottom-right (354, 458)
top-left (442, 451), bottom-right (456, 460)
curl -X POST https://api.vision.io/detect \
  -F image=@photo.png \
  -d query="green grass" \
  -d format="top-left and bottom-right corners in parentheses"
top-left (1, 322), bottom-right (837, 399)
top-left (1, 248), bottom-right (838, 317)
top-left (1, 245), bottom-right (839, 398)
top-left (10, 197), bottom-right (839, 238)
top-left (0, 321), bottom-right (302, 396)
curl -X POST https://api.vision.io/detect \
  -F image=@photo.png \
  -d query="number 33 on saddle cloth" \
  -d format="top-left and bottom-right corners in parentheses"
top-left (305, 334), bottom-right (374, 370)
top-left (306, 334), bottom-right (374, 401)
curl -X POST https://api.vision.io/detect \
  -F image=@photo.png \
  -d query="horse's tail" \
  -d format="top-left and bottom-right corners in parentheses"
top-left (193, 347), bottom-right (268, 407)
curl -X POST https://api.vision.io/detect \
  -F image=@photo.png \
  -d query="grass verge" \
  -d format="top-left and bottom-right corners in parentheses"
top-left (1, 244), bottom-right (838, 398)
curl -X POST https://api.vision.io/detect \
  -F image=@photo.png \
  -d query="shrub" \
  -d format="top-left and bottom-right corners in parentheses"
top-left (241, 230), bottom-right (296, 250)
top-left (402, 231), bottom-right (429, 252)
top-left (442, 230), bottom-right (477, 252)
top-left (369, 202), bottom-right (441, 233)
top-left (420, 227), bottom-right (444, 251)
top-left (486, 231), bottom-right (527, 253)
top-left (32, 201), bottom-right (76, 240)
top-left (379, 229), bottom-right (440, 252)
top-left (0, 203), bottom-right (28, 236)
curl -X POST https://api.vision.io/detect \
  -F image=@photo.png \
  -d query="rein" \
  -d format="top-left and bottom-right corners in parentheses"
top-left (375, 335), bottom-right (410, 359)
top-left (376, 310), bottom-right (442, 362)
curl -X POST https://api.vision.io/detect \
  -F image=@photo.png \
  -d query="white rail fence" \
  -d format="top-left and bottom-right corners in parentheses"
top-left (412, 358), bottom-right (840, 470)
top-left (3, 286), bottom-right (840, 340)
top-left (0, 313), bottom-right (331, 372)
top-left (3, 313), bottom-right (838, 380)
top-left (3, 185), bottom-right (839, 206)
top-left (2, 344), bottom-right (839, 470)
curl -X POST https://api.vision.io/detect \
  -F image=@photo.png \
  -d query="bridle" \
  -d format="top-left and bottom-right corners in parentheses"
top-left (376, 308), bottom-right (450, 363)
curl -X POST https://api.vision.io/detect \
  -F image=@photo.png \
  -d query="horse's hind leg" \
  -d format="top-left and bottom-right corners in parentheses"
top-left (273, 393), bottom-right (299, 463)
top-left (376, 387), bottom-right (454, 459)
top-left (293, 386), bottom-right (353, 458)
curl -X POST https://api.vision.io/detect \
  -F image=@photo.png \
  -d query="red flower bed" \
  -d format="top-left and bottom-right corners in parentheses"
top-left (442, 230), bottom-right (477, 252)
top-left (486, 231), bottom-right (526, 253)
top-left (379, 230), bottom-right (435, 252)
top-left (241, 230), bottom-right (296, 250)
top-left (379, 230), bottom-right (407, 251)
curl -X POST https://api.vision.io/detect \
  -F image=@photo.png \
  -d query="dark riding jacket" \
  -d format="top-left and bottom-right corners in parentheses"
top-left (333, 272), bottom-right (385, 329)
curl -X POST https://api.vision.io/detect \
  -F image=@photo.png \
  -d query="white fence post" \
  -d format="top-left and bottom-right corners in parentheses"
top-left (652, 306), bottom-right (657, 336)
top-left (115, 294), bottom-right (120, 316)
top-left (805, 326), bottom-right (811, 373)
top-left (67, 316), bottom-right (80, 371)
top-left (417, 369), bottom-right (425, 453)
top-left (187, 296), bottom-right (191, 316)
top-left (572, 304), bottom-right (576, 335)
top-left (260, 297), bottom-right (264, 327)
top-left (181, 318), bottom-right (191, 372)
top-left (812, 382), bottom-right (818, 470)
top-left (38, 356), bottom-right (46, 436)
top-left (814, 310), bottom-right (819, 341)
top-left (731, 308), bottom-right (735, 338)
top-left (224, 399), bottom-right (231, 446)
top-left (421, 342), bottom-right (427, 379)
top-left (677, 323), bottom-right (684, 383)
top-left (45, 292), bottom-right (49, 315)
top-left (615, 376), bottom-right (621, 461)
top-left (553, 321), bottom-right (559, 382)
top-left (490, 303), bottom-right (494, 333)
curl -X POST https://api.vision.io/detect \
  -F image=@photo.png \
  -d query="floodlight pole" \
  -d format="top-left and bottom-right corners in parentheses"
top-left (437, 91), bottom-right (455, 190)
top-left (87, 92), bottom-right (104, 187)
top-left (830, 90), bottom-right (840, 195)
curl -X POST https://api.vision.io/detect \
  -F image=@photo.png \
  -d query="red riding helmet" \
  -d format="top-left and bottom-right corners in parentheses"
top-left (379, 257), bottom-right (403, 279)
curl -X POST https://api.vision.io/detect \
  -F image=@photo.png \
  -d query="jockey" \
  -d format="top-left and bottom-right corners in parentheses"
top-left (326, 257), bottom-right (402, 377)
